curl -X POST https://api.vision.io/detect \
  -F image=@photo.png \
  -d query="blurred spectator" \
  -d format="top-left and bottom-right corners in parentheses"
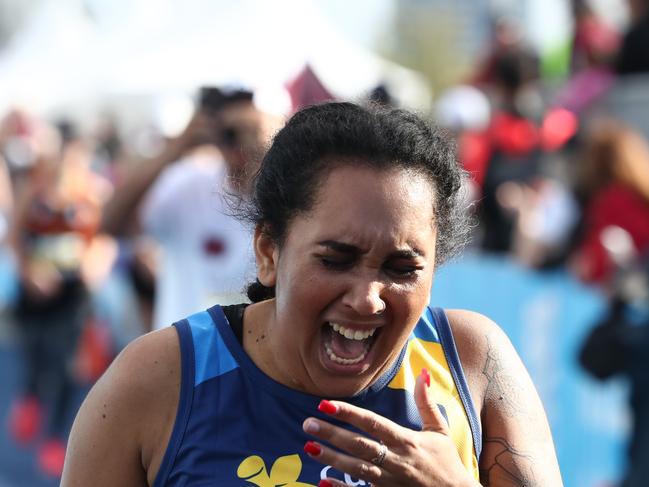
top-left (0, 111), bottom-right (32, 316)
top-left (579, 253), bottom-right (649, 487)
top-left (0, 109), bottom-right (37, 176)
top-left (434, 84), bottom-right (491, 197)
top-left (472, 17), bottom-right (530, 90)
top-left (90, 113), bottom-right (124, 184)
top-left (571, 0), bottom-right (621, 72)
top-left (86, 115), bottom-right (157, 339)
top-left (0, 154), bottom-right (11, 243)
top-left (471, 57), bottom-right (539, 198)
top-left (0, 154), bottom-right (15, 312)
top-left (570, 120), bottom-right (649, 284)
top-left (501, 176), bottom-right (581, 269)
top-left (6, 120), bottom-right (115, 477)
top-left (434, 85), bottom-right (491, 134)
top-left (553, 0), bottom-right (620, 114)
top-left (466, 44), bottom-right (578, 260)
top-left (616, 0), bottom-right (649, 74)
top-left (102, 86), bottom-right (283, 329)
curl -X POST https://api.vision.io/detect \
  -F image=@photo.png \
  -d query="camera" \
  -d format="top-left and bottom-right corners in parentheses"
top-left (218, 127), bottom-right (238, 148)
top-left (198, 86), bottom-right (253, 113)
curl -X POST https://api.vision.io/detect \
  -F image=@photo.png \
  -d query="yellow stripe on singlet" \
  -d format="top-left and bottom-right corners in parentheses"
top-left (388, 338), bottom-right (480, 480)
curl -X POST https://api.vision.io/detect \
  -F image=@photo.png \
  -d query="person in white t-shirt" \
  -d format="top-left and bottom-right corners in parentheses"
top-left (102, 87), bottom-right (282, 329)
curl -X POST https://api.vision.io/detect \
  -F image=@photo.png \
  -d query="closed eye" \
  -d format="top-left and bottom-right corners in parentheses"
top-left (319, 256), bottom-right (355, 271)
top-left (383, 262), bottom-right (424, 279)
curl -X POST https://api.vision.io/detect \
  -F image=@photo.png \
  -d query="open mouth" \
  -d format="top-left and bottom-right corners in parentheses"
top-left (322, 322), bottom-right (379, 367)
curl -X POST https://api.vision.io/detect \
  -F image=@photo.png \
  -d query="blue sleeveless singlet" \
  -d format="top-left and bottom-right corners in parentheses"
top-left (154, 304), bottom-right (481, 486)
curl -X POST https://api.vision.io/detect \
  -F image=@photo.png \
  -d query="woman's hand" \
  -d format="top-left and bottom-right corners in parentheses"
top-left (302, 369), bottom-right (480, 487)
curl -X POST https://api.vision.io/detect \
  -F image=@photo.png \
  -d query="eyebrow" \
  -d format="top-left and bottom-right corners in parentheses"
top-left (317, 240), bottom-right (424, 258)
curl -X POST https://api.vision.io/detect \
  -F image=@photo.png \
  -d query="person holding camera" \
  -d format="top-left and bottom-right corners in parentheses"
top-left (102, 87), bottom-right (283, 330)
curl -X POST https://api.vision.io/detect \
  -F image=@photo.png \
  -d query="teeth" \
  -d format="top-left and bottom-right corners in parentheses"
top-left (329, 322), bottom-right (376, 341)
top-left (325, 343), bottom-right (368, 365)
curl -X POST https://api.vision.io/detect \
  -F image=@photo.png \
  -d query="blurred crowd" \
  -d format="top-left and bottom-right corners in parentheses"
top-left (1, 0), bottom-right (649, 484)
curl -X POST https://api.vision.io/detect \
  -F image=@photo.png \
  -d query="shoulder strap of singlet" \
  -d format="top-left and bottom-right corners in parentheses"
top-left (154, 307), bottom-right (239, 486)
top-left (153, 317), bottom-right (195, 487)
top-left (430, 306), bottom-right (482, 458)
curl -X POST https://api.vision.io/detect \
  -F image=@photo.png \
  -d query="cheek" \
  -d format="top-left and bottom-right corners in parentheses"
top-left (275, 262), bottom-right (336, 315)
top-left (389, 278), bottom-right (433, 318)
top-left (299, 268), bottom-right (344, 308)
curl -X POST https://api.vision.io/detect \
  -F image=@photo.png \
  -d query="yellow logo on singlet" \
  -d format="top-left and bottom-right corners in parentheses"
top-left (237, 454), bottom-right (316, 486)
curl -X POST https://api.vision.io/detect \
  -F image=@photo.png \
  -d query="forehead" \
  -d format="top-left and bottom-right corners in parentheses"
top-left (316, 163), bottom-right (433, 209)
top-left (291, 165), bottom-right (437, 248)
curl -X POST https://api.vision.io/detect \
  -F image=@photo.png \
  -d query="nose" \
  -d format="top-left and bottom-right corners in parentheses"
top-left (341, 277), bottom-right (386, 317)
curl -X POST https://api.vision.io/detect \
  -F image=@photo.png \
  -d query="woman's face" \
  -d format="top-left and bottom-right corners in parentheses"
top-left (255, 164), bottom-right (438, 397)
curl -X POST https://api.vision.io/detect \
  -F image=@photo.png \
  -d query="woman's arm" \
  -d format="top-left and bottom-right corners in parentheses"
top-left (61, 327), bottom-right (181, 487)
top-left (448, 310), bottom-right (563, 486)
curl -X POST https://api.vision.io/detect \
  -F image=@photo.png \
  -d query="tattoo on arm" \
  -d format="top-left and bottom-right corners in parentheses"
top-left (480, 333), bottom-right (539, 487)
top-left (482, 335), bottom-right (525, 417)
top-left (480, 436), bottom-right (536, 487)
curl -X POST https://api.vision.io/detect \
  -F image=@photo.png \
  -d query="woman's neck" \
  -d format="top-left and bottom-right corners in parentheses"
top-left (242, 300), bottom-right (313, 393)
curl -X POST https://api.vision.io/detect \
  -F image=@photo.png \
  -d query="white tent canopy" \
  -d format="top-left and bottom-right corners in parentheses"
top-left (0, 0), bottom-right (431, 120)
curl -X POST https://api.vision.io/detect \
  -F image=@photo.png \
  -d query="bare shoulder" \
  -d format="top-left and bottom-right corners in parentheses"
top-left (444, 308), bottom-right (508, 350)
top-left (62, 327), bottom-right (181, 487)
top-left (444, 308), bottom-right (541, 415)
top-left (444, 309), bottom-right (563, 486)
top-left (88, 326), bottom-right (181, 428)
top-left (443, 309), bottom-right (506, 412)
top-left (108, 325), bottom-right (181, 404)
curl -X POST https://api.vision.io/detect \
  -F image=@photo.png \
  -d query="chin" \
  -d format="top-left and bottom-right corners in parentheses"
top-left (313, 345), bottom-right (381, 398)
top-left (313, 376), bottom-right (371, 399)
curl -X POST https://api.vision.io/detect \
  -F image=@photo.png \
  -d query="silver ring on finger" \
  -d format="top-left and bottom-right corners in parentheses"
top-left (370, 442), bottom-right (388, 467)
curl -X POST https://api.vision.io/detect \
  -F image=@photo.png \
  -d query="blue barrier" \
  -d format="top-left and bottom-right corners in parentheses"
top-left (432, 252), bottom-right (627, 487)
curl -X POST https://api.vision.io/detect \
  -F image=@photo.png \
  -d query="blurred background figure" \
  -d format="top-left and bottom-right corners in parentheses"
top-left (566, 119), bottom-right (649, 486)
top-left (455, 39), bottom-right (580, 262)
top-left (616, 0), bottom-right (649, 74)
top-left (553, 0), bottom-right (620, 115)
top-left (579, 243), bottom-right (649, 487)
top-left (101, 86), bottom-right (284, 330)
top-left (0, 149), bottom-right (15, 323)
top-left (571, 0), bottom-right (621, 73)
top-left (0, 153), bottom-right (12, 249)
top-left (570, 120), bottom-right (649, 285)
top-left (5, 114), bottom-right (115, 478)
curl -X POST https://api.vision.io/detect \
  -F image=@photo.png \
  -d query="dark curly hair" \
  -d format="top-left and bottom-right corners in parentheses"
top-left (239, 102), bottom-right (471, 302)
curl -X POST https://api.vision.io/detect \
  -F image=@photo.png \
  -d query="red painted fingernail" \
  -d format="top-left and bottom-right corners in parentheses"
top-left (319, 480), bottom-right (334, 487)
top-left (304, 441), bottom-right (321, 456)
top-left (422, 368), bottom-right (430, 387)
top-left (318, 400), bottom-right (338, 415)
